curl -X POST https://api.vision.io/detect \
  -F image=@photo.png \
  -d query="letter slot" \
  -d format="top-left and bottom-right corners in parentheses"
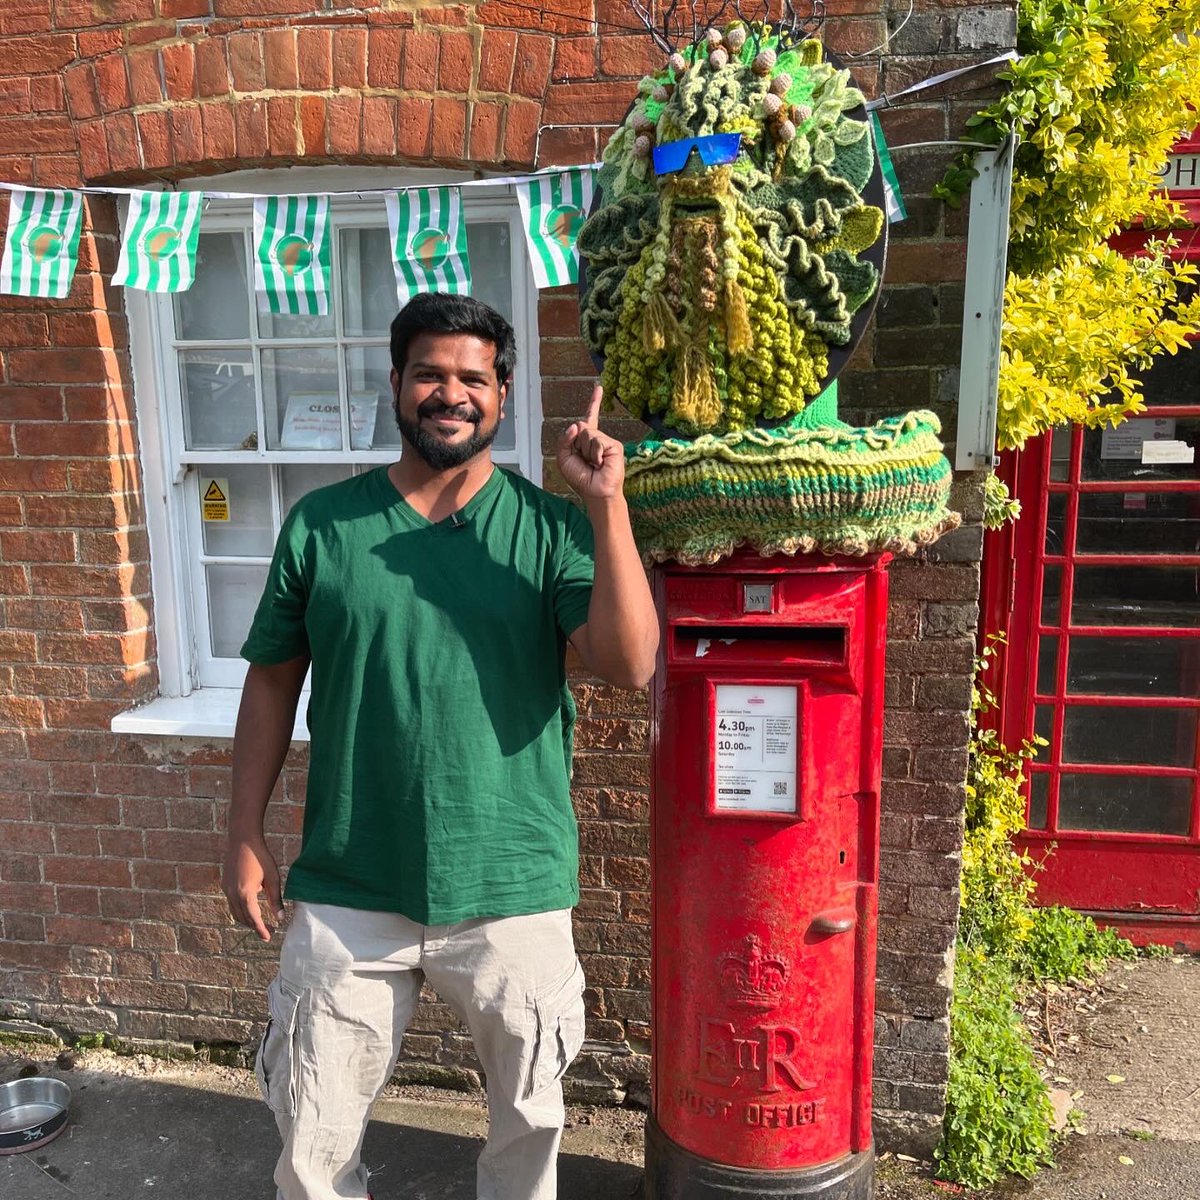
top-left (672, 624), bottom-right (847, 670)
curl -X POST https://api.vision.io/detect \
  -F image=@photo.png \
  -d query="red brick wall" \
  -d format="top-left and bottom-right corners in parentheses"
top-left (0, 0), bottom-right (1013, 1153)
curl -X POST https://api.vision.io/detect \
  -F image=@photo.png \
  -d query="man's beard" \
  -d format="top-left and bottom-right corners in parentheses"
top-left (394, 399), bottom-right (499, 471)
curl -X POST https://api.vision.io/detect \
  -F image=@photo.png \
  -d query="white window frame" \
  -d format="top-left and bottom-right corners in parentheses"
top-left (116, 166), bottom-right (543, 736)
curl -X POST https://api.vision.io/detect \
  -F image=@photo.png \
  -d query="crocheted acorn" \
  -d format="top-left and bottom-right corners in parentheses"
top-left (752, 48), bottom-right (777, 75)
top-left (578, 25), bottom-right (885, 437)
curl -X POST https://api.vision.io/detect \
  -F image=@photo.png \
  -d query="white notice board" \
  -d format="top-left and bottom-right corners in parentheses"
top-left (713, 685), bottom-right (799, 814)
top-left (1100, 417), bottom-right (1175, 461)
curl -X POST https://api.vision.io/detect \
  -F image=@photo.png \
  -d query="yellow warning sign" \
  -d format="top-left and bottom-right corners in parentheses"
top-left (201, 478), bottom-right (230, 522)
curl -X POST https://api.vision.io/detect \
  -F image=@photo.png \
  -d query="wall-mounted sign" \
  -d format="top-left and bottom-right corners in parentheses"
top-left (1100, 417), bottom-right (1176, 460)
top-left (201, 477), bottom-right (229, 522)
top-left (713, 685), bottom-right (798, 815)
top-left (1158, 153), bottom-right (1200, 193)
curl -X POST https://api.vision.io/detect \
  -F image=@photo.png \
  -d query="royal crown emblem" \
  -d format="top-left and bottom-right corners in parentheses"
top-left (719, 934), bottom-right (789, 1012)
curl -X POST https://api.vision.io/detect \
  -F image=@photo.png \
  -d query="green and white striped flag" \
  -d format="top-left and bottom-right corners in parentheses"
top-left (253, 195), bottom-right (331, 315)
top-left (515, 168), bottom-right (595, 289)
top-left (870, 113), bottom-right (908, 224)
top-left (0, 186), bottom-right (83, 299)
top-left (114, 190), bottom-right (204, 293)
top-left (386, 187), bottom-right (471, 304)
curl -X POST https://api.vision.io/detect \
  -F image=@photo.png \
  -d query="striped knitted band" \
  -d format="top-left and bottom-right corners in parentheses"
top-left (622, 410), bottom-right (960, 565)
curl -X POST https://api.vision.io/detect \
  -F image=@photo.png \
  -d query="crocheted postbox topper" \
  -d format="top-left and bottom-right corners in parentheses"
top-left (579, 22), bottom-right (960, 564)
top-left (579, 25), bottom-right (884, 437)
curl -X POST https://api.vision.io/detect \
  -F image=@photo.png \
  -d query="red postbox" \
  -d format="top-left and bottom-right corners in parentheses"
top-left (644, 551), bottom-right (889, 1200)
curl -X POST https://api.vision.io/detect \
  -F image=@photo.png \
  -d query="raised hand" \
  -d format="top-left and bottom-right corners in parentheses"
top-left (556, 383), bottom-right (625, 501)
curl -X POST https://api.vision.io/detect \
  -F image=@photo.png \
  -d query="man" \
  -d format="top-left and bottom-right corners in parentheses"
top-left (222, 292), bottom-right (658, 1200)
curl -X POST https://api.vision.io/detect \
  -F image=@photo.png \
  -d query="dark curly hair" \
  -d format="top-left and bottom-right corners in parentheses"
top-left (389, 293), bottom-right (517, 388)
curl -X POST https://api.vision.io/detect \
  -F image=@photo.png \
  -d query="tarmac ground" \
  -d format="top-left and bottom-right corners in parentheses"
top-left (984, 953), bottom-right (1200, 1200)
top-left (0, 1049), bottom-right (645, 1200)
top-left (1, 954), bottom-right (1196, 1200)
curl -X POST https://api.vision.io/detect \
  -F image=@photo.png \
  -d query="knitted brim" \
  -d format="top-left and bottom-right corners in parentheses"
top-left (623, 410), bottom-right (960, 565)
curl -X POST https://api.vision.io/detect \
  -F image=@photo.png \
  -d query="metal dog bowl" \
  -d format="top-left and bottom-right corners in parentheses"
top-left (0, 1076), bottom-right (71, 1155)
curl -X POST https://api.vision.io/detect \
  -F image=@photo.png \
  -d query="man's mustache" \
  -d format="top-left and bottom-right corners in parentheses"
top-left (416, 399), bottom-right (480, 424)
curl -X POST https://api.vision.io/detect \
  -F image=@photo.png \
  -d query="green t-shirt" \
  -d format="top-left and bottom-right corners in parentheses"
top-left (241, 465), bottom-right (595, 924)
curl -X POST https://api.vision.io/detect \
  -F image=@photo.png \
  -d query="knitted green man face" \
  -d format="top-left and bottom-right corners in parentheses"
top-left (579, 26), bottom-right (884, 436)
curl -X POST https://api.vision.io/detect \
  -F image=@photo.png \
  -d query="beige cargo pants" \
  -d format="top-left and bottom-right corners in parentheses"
top-left (255, 902), bottom-right (586, 1200)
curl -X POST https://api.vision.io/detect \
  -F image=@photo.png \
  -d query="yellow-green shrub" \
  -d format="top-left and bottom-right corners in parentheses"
top-left (937, 0), bottom-right (1200, 450)
top-left (936, 643), bottom-right (1141, 1188)
top-left (999, 247), bottom-right (1199, 449)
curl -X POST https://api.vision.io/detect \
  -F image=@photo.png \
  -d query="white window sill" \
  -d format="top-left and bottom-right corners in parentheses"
top-left (111, 690), bottom-right (310, 742)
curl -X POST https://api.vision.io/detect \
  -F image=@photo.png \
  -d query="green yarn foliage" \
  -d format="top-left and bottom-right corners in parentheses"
top-left (579, 24), bottom-right (884, 435)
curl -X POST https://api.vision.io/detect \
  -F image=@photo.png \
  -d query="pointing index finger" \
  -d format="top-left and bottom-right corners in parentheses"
top-left (583, 383), bottom-right (603, 429)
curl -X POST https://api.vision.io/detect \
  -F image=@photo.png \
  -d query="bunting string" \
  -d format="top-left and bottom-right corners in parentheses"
top-left (0, 115), bottom-right (909, 302)
top-left (0, 171), bottom-right (607, 302)
top-left (0, 168), bottom-right (603, 201)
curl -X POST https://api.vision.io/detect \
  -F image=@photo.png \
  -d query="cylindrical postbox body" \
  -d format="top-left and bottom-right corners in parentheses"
top-left (646, 552), bottom-right (889, 1199)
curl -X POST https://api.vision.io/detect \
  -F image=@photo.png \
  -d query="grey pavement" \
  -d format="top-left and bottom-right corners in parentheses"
top-left (0, 1057), bottom-right (644, 1200)
top-left (2, 955), bottom-right (1197, 1200)
top-left (988, 954), bottom-right (1200, 1200)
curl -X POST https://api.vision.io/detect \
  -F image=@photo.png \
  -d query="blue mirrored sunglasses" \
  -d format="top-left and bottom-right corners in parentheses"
top-left (652, 132), bottom-right (744, 176)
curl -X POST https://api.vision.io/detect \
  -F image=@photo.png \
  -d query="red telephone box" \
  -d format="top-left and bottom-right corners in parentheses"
top-left (645, 552), bottom-right (889, 1200)
top-left (977, 127), bottom-right (1200, 947)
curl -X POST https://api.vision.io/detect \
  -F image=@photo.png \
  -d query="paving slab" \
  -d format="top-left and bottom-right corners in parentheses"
top-left (988, 954), bottom-right (1200, 1200)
